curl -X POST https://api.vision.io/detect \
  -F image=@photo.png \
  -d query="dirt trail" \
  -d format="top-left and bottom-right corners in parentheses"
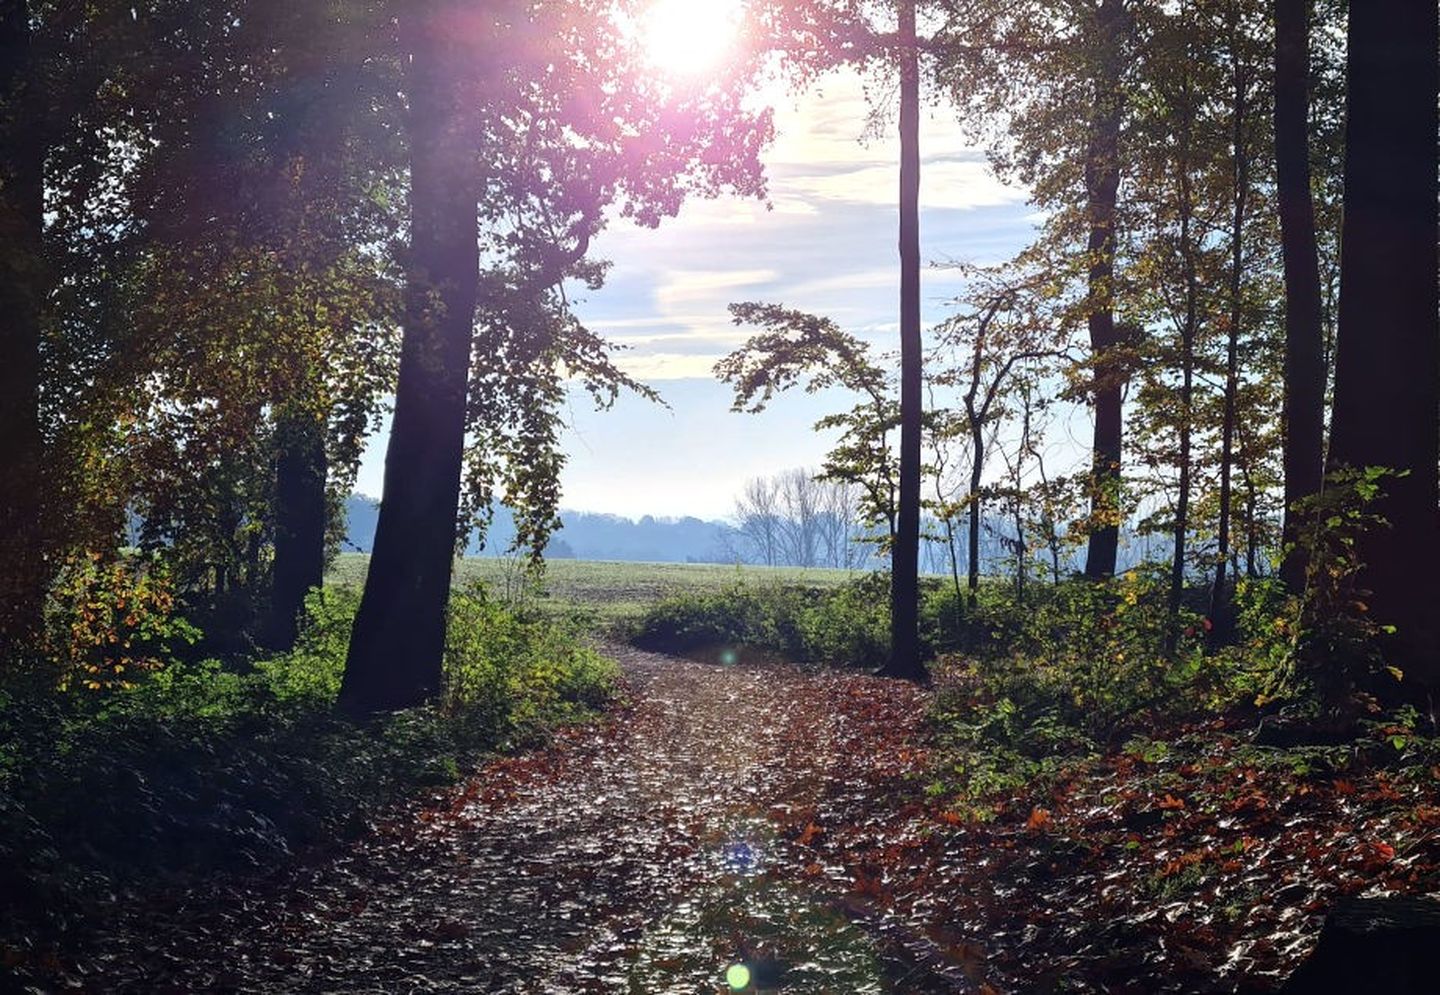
top-left (83, 645), bottom-right (946, 994)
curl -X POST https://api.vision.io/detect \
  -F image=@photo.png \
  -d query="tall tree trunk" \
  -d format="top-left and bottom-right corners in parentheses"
top-left (0, 0), bottom-right (48, 654)
top-left (339, 2), bottom-right (479, 714)
top-left (967, 423), bottom-right (983, 603)
top-left (1326, 0), bottom-right (1440, 692)
top-left (1082, 0), bottom-right (1127, 580)
top-left (267, 401), bottom-right (328, 649)
top-left (1013, 398), bottom-right (1031, 605)
top-left (1274, 0), bottom-right (1326, 594)
top-left (881, 0), bottom-right (925, 681)
top-left (1242, 454), bottom-right (1259, 578)
top-left (1167, 81), bottom-right (1198, 658)
top-left (1210, 50), bottom-right (1250, 647)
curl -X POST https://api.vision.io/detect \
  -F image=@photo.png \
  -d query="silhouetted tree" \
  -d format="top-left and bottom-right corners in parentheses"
top-left (881, 0), bottom-right (925, 681)
top-left (0, 0), bottom-right (48, 652)
top-left (1325, 0), bottom-right (1440, 693)
top-left (1274, 0), bottom-right (1326, 594)
top-left (1081, 0), bottom-right (1130, 581)
top-left (340, 2), bottom-right (480, 714)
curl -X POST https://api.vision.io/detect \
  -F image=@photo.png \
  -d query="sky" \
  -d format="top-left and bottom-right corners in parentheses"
top-left (355, 69), bottom-right (1043, 521)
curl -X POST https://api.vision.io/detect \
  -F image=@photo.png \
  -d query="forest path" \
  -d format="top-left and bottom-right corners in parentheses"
top-left (89, 644), bottom-right (959, 994)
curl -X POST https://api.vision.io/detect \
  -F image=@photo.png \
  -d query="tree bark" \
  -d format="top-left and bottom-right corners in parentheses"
top-left (1082, 0), bottom-right (1126, 580)
top-left (880, 0), bottom-right (925, 682)
top-left (0, 0), bottom-right (48, 654)
top-left (1167, 67), bottom-right (1198, 658)
top-left (267, 402), bottom-right (328, 649)
top-left (1274, 0), bottom-right (1326, 594)
top-left (339, 2), bottom-right (479, 714)
top-left (1326, 0), bottom-right (1440, 691)
top-left (1210, 50), bottom-right (1250, 647)
top-left (967, 422), bottom-right (983, 602)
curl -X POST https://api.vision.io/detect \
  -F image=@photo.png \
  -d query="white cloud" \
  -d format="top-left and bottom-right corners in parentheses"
top-left (612, 351), bottom-right (730, 381)
top-left (652, 268), bottom-right (779, 313)
top-left (778, 157), bottom-right (1026, 211)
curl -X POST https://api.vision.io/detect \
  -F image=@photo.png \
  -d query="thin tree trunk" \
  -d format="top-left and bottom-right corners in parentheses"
top-left (1275, 0), bottom-right (1326, 593)
top-left (1083, 0), bottom-right (1127, 580)
top-left (967, 424), bottom-right (983, 602)
top-left (1241, 454), bottom-right (1259, 578)
top-left (0, 0), bottom-right (48, 654)
top-left (268, 401), bottom-right (328, 649)
top-left (1210, 50), bottom-right (1250, 647)
top-left (340, 2), bottom-right (480, 714)
top-left (1013, 400), bottom-right (1030, 605)
top-left (881, 0), bottom-right (925, 682)
top-left (1326, 0), bottom-right (1440, 691)
top-left (1167, 72), bottom-right (1198, 658)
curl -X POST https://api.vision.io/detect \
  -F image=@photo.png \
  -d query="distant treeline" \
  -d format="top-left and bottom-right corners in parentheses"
top-left (343, 484), bottom-right (1166, 575)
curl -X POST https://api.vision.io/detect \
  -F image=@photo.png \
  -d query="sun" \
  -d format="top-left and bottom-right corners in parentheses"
top-left (640, 0), bottom-right (744, 77)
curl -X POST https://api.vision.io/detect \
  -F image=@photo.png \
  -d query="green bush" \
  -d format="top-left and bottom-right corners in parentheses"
top-left (629, 576), bottom-right (891, 668)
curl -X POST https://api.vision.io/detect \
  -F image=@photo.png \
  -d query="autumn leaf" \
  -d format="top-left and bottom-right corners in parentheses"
top-left (1026, 807), bottom-right (1053, 831)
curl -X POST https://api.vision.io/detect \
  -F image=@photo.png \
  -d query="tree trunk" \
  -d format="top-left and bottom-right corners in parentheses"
top-left (1275, 0), bottom-right (1326, 594)
top-left (1082, 0), bottom-right (1126, 580)
top-left (0, 0), bottom-right (48, 654)
top-left (967, 424), bottom-right (983, 603)
top-left (1013, 402), bottom-right (1029, 605)
top-left (1167, 82), bottom-right (1198, 658)
top-left (1210, 52), bottom-right (1250, 647)
top-left (339, 2), bottom-right (479, 714)
top-left (1326, 0), bottom-right (1440, 691)
top-left (267, 401), bottom-right (328, 649)
top-left (880, 0), bottom-right (925, 682)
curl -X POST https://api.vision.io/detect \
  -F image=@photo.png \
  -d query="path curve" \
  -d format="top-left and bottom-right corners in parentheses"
top-left (81, 645), bottom-right (956, 994)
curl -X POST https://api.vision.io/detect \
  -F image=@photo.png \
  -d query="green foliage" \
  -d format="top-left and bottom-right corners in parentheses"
top-left (43, 552), bottom-right (200, 693)
top-left (0, 586), bottom-right (616, 942)
top-left (1287, 467), bottom-right (1403, 704)
top-left (443, 584), bottom-right (617, 730)
top-left (923, 568), bottom-right (1295, 818)
top-left (630, 575), bottom-right (892, 669)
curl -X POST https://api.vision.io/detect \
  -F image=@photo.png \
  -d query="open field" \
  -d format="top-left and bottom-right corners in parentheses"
top-left (328, 553), bottom-right (867, 622)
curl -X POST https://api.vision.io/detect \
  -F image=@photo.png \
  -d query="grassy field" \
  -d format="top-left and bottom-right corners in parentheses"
top-left (328, 553), bottom-right (866, 623)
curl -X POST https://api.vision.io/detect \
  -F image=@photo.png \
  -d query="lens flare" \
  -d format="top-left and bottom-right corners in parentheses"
top-left (726, 963), bottom-right (752, 990)
top-left (641, 0), bottom-right (743, 76)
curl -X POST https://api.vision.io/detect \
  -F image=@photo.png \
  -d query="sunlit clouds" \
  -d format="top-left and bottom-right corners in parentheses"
top-left (573, 71), bottom-right (1036, 385)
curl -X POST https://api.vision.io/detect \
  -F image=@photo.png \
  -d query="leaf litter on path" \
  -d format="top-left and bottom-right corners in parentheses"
top-left (66, 645), bottom-right (951, 993)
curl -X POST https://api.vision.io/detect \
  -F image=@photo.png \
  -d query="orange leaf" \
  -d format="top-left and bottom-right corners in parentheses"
top-left (798, 822), bottom-right (823, 846)
top-left (1158, 794), bottom-right (1186, 811)
top-left (1026, 807), bottom-right (1052, 831)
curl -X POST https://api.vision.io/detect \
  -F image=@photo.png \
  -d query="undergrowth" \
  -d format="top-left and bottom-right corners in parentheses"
top-left (627, 573), bottom-right (893, 669)
top-left (0, 583), bottom-right (617, 951)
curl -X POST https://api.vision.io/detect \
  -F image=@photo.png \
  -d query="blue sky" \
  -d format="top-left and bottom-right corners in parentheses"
top-left (356, 71), bottom-right (1042, 520)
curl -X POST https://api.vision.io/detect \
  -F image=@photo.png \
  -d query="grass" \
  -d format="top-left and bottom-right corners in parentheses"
top-left (328, 553), bottom-right (863, 625)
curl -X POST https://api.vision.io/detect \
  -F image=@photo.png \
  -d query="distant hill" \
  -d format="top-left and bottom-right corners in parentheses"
top-left (344, 494), bottom-right (1174, 573)
top-left (343, 495), bottom-right (735, 564)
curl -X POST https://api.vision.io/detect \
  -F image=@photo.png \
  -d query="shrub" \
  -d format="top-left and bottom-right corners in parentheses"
top-left (43, 552), bottom-right (200, 693)
top-left (630, 576), bottom-right (891, 668)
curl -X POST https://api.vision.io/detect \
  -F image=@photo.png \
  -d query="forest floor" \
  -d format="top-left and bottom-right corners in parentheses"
top-left (52, 644), bottom-right (1440, 994)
